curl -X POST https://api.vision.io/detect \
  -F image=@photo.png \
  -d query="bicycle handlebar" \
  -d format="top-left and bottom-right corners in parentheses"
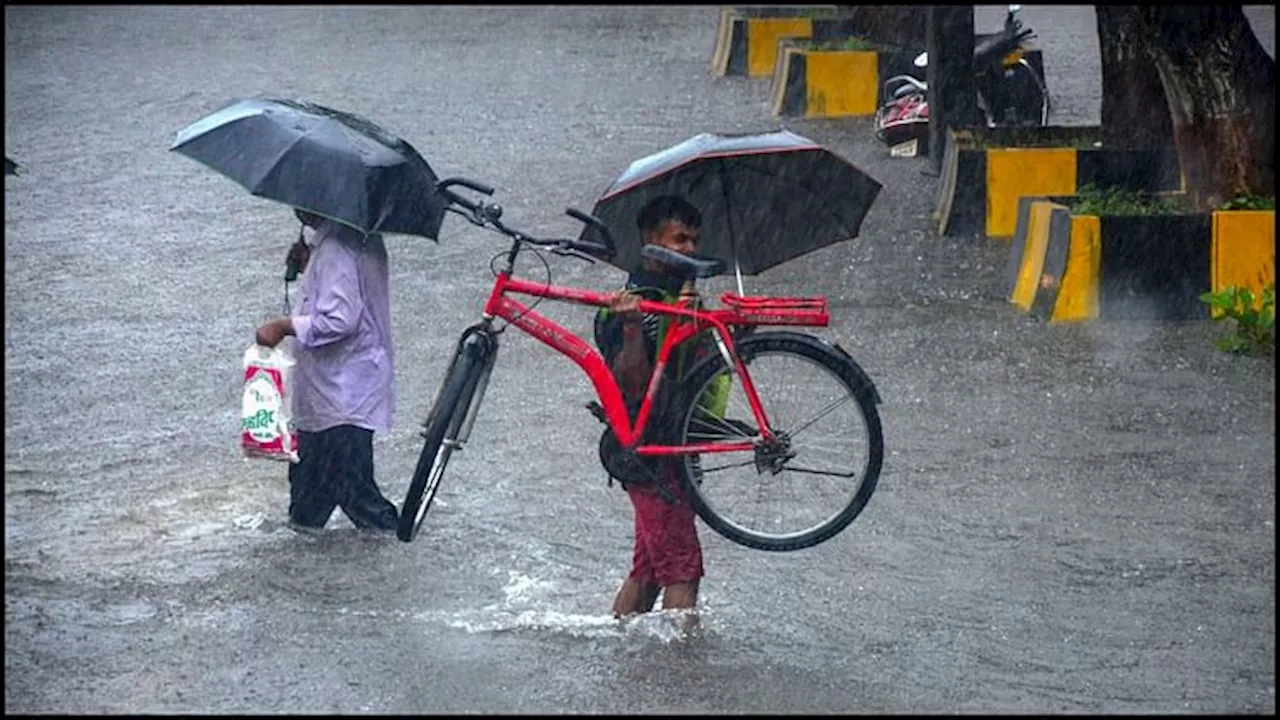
top-left (438, 176), bottom-right (494, 203)
top-left (434, 176), bottom-right (617, 262)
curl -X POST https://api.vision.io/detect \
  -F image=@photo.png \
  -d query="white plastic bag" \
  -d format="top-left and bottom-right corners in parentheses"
top-left (241, 343), bottom-right (299, 463)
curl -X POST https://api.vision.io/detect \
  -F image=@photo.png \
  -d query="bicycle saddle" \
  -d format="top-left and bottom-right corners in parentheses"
top-left (641, 245), bottom-right (726, 280)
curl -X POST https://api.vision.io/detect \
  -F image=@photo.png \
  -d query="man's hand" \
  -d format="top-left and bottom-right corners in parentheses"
top-left (608, 290), bottom-right (643, 317)
top-left (255, 317), bottom-right (294, 348)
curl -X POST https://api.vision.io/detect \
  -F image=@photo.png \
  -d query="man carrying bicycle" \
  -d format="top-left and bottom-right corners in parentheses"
top-left (595, 195), bottom-right (730, 622)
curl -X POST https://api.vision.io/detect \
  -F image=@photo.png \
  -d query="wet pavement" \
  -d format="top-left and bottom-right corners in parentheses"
top-left (4, 5), bottom-right (1275, 714)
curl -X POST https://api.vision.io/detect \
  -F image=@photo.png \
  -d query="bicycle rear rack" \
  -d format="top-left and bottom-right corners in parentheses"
top-left (720, 292), bottom-right (828, 312)
top-left (719, 293), bottom-right (830, 326)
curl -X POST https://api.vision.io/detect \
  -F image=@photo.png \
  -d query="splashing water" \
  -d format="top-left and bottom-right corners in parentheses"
top-left (429, 570), bottom-right (707, 642)
top-left (441, 606), bottom-right (702, 643)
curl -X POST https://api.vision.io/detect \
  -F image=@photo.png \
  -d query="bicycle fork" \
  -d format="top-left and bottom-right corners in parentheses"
top-left (430, 323), bottom-right (499, 451)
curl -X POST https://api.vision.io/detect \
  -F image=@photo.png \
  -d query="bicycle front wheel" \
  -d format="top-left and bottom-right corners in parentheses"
top-left (397, 347), bottom-right (483, 543)
top-left (675, 332), bottom-right (884, 552)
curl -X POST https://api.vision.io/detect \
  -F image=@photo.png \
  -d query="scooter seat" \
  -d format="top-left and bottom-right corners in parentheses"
top-left (893, 82), bottom-right (926, 98)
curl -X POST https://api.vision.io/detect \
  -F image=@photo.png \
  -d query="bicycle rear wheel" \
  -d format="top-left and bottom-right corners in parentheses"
top-left (675, 332), bottom-right (884, 552)
top-left (396, 344), bottom-right (484, 543)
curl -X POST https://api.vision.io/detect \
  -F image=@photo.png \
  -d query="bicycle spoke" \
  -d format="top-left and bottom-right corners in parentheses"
top-left (679, 343), bottom-right (880, 547)
top-left (687, 426), bottom-right (750, 440)
top-left (690, 408), bottom-right (755, 439)
top-left (788, 440), bottom-right (855, 457)
top-left (697, 457), bottom-right (759, 474)
top-left (779, 465), bottom-right (861, 479)
top-left (784, 394), bottom-right (853, 439)
top-left (413, 448), bottom-right (451, 528)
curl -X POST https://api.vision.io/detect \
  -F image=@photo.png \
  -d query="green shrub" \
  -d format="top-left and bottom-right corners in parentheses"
top-left (807, 36), bottom-right (878, 51)
top-left (795, 6), bottom-right (851, 19)
top-left (960, 128), bottom-right (1101, 150)
top-left (1068, 184), bottom-right (1183, 216)
top-left (1219, 195), bottom-right (1276, 211)
top-left (1199, 283), bottom-right (1275, 356)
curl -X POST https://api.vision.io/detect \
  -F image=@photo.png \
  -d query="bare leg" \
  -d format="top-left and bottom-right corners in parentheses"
top-left (660, 580), bottom-right (699, 610)
top-left (612, 579), bottom-right (661, 618)
top-left (661, 580), bottom-right (701, 632)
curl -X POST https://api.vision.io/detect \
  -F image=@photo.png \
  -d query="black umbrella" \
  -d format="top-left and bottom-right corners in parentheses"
top-left (582, 129), bottom-right (882, 285)
top-left (5, 156), bottom-right (19, 176)
top-left (170, 98), bottom-right (447, 239)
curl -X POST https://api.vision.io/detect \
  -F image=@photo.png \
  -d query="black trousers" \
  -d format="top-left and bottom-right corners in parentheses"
top-left (288, 424), bottom-right (399, 531)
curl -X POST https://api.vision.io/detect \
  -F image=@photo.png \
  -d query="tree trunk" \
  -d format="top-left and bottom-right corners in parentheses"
top-left (1095, 6), bottom-right (1175, 151)
top-left (1126, 6), bottom-right (1276, 210)
top-left (836, 6), bottom-right (927, 50)
top-left (927, 6), bottom-right (979, 174)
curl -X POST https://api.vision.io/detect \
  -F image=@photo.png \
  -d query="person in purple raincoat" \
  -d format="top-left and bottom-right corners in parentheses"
top-left (255, 210), bottom-right (400, 534)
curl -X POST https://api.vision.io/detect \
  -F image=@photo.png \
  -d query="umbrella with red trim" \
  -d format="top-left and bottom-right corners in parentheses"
top-left (580, 129), bottom-right (882, 279)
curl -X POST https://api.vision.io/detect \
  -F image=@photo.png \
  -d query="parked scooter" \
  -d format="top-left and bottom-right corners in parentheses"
top-left (874, 5), bottom-right (1050, 155)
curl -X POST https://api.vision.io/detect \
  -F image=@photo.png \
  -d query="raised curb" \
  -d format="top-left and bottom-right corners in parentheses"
top-left (1007, 199), bottom-right (1273, 322)
top-left (769, 40), bottom-right (918, 118)
top-left (934, 126), bottom-right (1182, 239)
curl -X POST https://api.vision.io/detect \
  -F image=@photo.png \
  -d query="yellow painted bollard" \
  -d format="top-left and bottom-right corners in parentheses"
top-left (985, 148), bottom-right (1077, 239)
top-left (803, 50), bottom-right (878, 118)
top-left (1210, 210), bottom-right (1276, 317)
top-left (746, 17), bottom-right (812, 77)
top-left (1010, 200), bottom-right (1061, 311)
top-left (1048, 214), bottom-right (1101, 322)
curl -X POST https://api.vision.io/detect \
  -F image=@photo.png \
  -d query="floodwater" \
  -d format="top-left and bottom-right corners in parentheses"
top-left (5, 5), bottom-right (1275, 714)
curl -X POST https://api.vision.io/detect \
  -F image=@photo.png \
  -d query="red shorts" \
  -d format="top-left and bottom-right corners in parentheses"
top-left (626, 473), bottom-right (704, 588)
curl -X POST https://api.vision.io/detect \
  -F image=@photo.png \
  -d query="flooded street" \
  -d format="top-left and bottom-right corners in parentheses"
top-left (5, 5), bottom-right (1275, 714)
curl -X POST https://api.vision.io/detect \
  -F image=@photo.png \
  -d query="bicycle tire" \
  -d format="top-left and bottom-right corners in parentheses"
top-left (674, 332), bottom-right (884, 552)
top-left (396, 348), bottom-right (484, 543)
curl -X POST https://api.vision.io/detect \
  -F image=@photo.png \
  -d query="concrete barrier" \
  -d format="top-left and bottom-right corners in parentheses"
top-left (934, 126), bottom-right (1182, 239)
top-left (1210, 210), bottom-right (1276, 317)
top-left (769, 40), bottom-right (917, 118)
top-left (1006, 197), bottom-right (1067, 313)
top-left (1030, 204), bottom-right (1101, 322)
top-left (1004, 195), bottom-right (1268, 323)
top-left (713, 6), bottom-right (879, 78)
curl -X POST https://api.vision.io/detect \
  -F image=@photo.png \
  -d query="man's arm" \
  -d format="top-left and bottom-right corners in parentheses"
top-left (606, 291), bottom-right (652, 402)
top-left (612, 317), bottom-right (651, 401)
top-left (256, 241), bottom-right (364, 349)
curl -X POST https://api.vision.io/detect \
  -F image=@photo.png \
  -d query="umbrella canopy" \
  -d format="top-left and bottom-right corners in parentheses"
top-left (582, 129), bottom-right (882, 277)
top-left (170, 98), bottom-right (447, 239)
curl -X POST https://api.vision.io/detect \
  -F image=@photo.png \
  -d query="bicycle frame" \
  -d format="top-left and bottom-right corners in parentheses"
top-left (478, 269), bottom-right (830, 458)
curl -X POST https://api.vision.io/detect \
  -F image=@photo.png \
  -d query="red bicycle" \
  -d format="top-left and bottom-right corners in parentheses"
top-left (398, 177), bottom-right (884, 551)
